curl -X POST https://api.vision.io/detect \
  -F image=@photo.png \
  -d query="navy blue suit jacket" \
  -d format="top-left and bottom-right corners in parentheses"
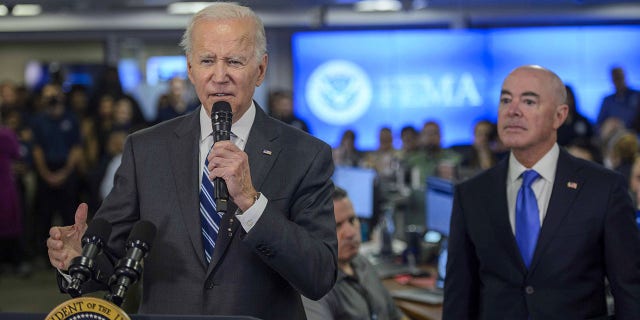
top-left (443, 149), bottom-right (640, 320)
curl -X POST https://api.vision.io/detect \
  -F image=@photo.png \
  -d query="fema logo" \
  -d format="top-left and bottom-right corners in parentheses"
top-left (305, 60), bottom-right (372, 125)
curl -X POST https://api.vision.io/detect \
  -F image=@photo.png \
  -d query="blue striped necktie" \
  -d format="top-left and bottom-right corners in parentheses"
top-left (515, 169), bottom-right (541, 269)
top-left (200, 155), bottom-right (221, 264)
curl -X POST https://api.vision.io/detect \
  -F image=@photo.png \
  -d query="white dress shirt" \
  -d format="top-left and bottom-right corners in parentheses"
top-left (199, 103), bottom-right (267, 232)
top-left (506, 143), bottom-right (560, 234)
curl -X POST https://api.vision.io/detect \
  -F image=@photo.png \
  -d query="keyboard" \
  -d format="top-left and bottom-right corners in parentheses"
top-left (372, 260), bottom-right (413, 279)
top-left (390, 288), bottom-right (444, 305)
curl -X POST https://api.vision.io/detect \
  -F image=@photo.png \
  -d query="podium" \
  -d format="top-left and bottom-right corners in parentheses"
top-left (0, 313), bottom-right (261, 320)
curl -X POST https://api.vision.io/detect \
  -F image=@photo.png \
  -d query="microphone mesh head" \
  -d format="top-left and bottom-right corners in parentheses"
top-left (83, 218), bottom-right (112, 243)
top-left (213, 101), bottom-right (232, 113)
top-left (127, 220), bottom-right (157, 246)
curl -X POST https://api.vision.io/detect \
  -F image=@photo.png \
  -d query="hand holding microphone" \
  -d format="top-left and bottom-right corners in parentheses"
top-left (207, 101), bottom-right (259, 212)
top-left (67, 217), bottom-right (112, 298)
top-left (211, 101), bottom-right (232, 213)
top-left (106, 220), bottom-right (157, 307)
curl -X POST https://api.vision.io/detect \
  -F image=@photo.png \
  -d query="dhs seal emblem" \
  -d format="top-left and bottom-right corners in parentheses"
top-left (305, 60), bottom-right (372, 125)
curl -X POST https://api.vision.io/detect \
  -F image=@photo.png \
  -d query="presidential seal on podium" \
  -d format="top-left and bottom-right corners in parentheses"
top-left (46, 296), bottom-right (130, 320)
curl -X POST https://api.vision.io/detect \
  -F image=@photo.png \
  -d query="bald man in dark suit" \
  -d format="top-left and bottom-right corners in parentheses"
top-left (443, 65), bottom-right (640, 319)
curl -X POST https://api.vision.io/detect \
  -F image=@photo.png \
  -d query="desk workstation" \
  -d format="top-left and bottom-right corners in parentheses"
top-left (363, 240), bottom-right (444, 320)
top-left (334, 167), bottom-right (453, 320)
top-left (354, 176), bottom-right (453, 320)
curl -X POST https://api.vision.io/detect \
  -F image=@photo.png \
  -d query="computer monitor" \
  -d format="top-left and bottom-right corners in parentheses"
top-left (424, 176), bottom-right (455, 289)
top-left (425, 176), bottom-right (455, 237)
top-left (332, 166), bottom-right (377, 219)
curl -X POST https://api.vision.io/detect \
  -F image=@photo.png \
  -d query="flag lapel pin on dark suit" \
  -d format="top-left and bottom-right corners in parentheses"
top-left (262, 149), bottom-right (272, 156)
top-left (567, 181), bottom-right (578, 189)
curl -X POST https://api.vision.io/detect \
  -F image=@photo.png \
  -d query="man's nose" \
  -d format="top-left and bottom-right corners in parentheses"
top-left (211, 61), bottom-right (229, 83)
top-left (505, 100), bottom-right (521, 116)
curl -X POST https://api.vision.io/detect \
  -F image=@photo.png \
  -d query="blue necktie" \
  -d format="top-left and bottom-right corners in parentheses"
top-left (200, 155), bottom-right (221, 264)
top-left (515, 170), bottom-right (540, 269)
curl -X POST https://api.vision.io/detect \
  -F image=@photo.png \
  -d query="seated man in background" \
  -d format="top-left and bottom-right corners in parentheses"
top-left (303, 187), bottom-right (407, 320)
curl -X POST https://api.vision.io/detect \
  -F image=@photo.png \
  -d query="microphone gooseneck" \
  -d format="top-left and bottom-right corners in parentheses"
top-left (67, 218), bottom-right (112, 298)
top-left (106, 220), bottom-right (157, 307)
top-left (211, 101), bottom-right (232, 212)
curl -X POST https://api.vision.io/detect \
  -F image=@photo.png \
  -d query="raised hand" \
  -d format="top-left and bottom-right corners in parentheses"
top-left (47, 203), bottom-right (89, 270)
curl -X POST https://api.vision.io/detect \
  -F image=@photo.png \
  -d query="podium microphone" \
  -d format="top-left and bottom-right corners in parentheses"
top-left (67, 218), bottom-right (112, 298)
top-left (106, 220), bottom-right (157, 307)
top-left (212, 101), bottom-right (232, 212)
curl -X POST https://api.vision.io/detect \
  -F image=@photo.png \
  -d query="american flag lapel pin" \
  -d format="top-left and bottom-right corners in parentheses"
top-left (567, 181), bottom-right (578, 189)
top-left (262, 149), bottom-right (272, 156)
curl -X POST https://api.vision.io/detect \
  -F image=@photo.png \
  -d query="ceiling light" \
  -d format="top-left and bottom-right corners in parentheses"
top-left (355, 0), bottom-right (402, 12)
top-left (12, 4), bottom-right (42, 16)
top-left (0, 5), bottom-right (7, 16)
top-left (167, 2), bottom-right (215, 15)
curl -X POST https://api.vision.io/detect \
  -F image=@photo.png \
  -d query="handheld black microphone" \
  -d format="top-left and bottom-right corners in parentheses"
top-left (67, 218), bottom-right (112, 298)
top-left (211, 101), bottom-right (232, 212)
top-left (106, 220), bottom-right (157, 307)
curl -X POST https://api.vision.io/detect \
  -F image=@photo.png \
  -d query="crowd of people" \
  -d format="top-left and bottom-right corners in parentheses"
top-left (0, 72), bottom-right (200, 276)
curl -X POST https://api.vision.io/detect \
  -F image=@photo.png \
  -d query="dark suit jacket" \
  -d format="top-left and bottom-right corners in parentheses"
top-left (443, 149), bottom-right (640, 320)
top-left (84, 104), bottom-right (337, 319)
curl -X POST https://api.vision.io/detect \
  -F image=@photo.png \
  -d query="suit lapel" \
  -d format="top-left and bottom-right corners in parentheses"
top-left (207, 103), bottom-right (280, 273)
top-left (168, 109), bottom-right (206, 267)
top-left (486, 159), bottom-right (526, 269)
top-left (529, 150), bottom-right (583, 273)
top-left (244, 103), bottom-right (281, 191)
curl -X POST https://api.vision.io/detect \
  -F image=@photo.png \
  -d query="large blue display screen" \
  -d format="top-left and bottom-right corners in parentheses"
top-left (292, 26), bottom-right (640, 150)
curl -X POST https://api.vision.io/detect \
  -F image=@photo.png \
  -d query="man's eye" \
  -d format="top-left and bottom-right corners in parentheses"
top-left (500, 97), bottom-right (511, 104)
top-left (201, 59), bottom-right (213, 65)
top-left (523, 99), bottom-right (536, 106)
top-left (228, 59), bottom-right (245, 67)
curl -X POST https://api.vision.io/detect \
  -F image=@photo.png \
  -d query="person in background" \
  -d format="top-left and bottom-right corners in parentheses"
top-left (32, 83), bottom-right (82, 259)
top-left (565, 137), bottom-right (602, 164)
top-left (154, 76), bottom-right (197, 124)
top-left (444, 65), bottom-right (640, 319)
top-left (363, 127), bottom-right (400, 183)
top-left (333, 129), bottom-right (363, 167)
top-left (399, 125), bottom-right (420, 159)
top-left (0, 110), bottom-right (30, 276)
top-left (406, 121), bottom-right (461, 185)
top-left (451, 119), bottom-right (498, 172)
top-left (46, 3), bottom-right (337, 319)
top-left (609, 132), bottom-right (638, 185)
top-left (628, 155), bottom-right (640, 209)
top-left (596, 66), bottom-right (640, 130)
top-left (90, 65), bottom-right (147, 128)
top-left (302, 187), bottom-right (407, 320)
top-left (98, 130), bottom-right (128, 201)
top-left (556, 84), bottom-right (594, 146)
top-left (268, 89), bottom-right (309, 133)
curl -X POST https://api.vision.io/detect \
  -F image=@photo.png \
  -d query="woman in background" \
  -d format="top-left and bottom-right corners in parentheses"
top-left (0, 111), bottom-right (25, 274)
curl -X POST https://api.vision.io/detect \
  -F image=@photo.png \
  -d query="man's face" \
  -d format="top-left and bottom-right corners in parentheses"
top-left (271, 96), bottom-right (293, 117)
top-left (334, 197), bottom-right (361, 264)
top-left (473, 122), bottom-right (493, 146)
top-left (420, 123), bottom-right (440, 148)
top-left (379, 129), bottom-right (393, 150)
top-left (187, 17), bottom-right (267, 121)
top-left (497, 68), bottom-right (567, 156)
